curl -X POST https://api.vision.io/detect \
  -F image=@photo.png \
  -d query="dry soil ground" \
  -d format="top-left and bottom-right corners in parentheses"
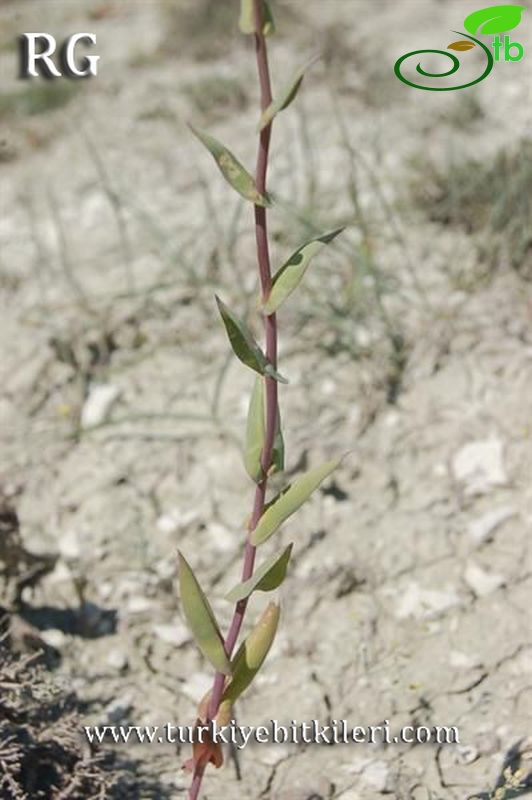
top-left (1, 1), bottom-right (531, 799)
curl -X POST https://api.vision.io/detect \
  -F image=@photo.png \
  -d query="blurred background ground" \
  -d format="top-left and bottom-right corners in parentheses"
top-left (0, 1), bottom-right (531, 798)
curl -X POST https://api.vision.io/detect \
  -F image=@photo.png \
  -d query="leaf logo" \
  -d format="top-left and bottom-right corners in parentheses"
top-left (463, 4), bottom-right (525, 35)
top-left (448, 40), bottom-right (477, 51)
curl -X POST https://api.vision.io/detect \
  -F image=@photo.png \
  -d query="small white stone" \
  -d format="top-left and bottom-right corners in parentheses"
top-left (81, 383), bottom-right (120, 429)
top-left (464, 562), bottom-right (504, 596)
top-left (468, 507), bottom-right (516, 546)
top-left (153, 620), bottom-right (190, 647)
top-left (395, 582), bottom-right (461, 619)
top-left (361, 760), bottom-right (390, 792)
top-left (452, 438), bottom-right (507, 496)
top-left (58, 530), bottom-right (80, 561)
top-left (40, 629), bottom-right (66, 649)
top-left (449, 650), bottom-right (480, 669)
top-left (207, 522), bottom-right (235, 553)
top-left (156, 508), bottom-right (199, 535)
top-left (106, 649), bottom-right (128, 671)
top-left (126, 595), bottom-right (155, 613)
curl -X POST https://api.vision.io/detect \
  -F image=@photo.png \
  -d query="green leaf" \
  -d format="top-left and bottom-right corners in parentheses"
top-left (221, 602), bottom-right (280, 704)
top-left (464, 5), bottom-right (525, 35)
top-left (178, 552), bottom-right (231, 675)
top-left (239, 0), bottom-right (275, 36)
top-left (244, 378), bottom-right (285, 482)
top-left (189, 126), bottom-right (269, 207)
top-left (259, 57), bottom-right (319, 131)
top-left (263, 229), bottom-right (344, 315)
top-left (251, 458), bottom-right (341, 546)
top-left (216, 296), bottom-right (288, 383)
top-left (244, 377), bottom-right (265, 482)
top-left (225, 544), bottom-right (293, 603)
top-left (271, 406), bottom-right (285, 475)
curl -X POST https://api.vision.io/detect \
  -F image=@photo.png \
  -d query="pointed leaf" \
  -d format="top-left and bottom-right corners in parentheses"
top-left (189, 126), bottom-right (269, 207)
top-left (239, 0), bottom-right (275, 36)
top-left (447, 40), bottom-right (476, 51)
top-left (259, 57), bottom-right (319, 131)
top-left (226, 544), bottom-right (293, 603)
top-left (251, 458), bottom-right (341, 546)
top-left (263, 228), bottom-right (344, 315)
top-left (271, 405), bottom-right (285, 475)
top-left (244, 378), bottom-right (285, 482)
top-left (244, 377), bottom-right (265, 482)
top-left (221, 602), bottom-right (280, 704)
top-left (178, 552), bottom-right (231, 675)
top-left (464, 5), bottom-right (525, 35)
top-left (216, 296), bottom-right (288, 383)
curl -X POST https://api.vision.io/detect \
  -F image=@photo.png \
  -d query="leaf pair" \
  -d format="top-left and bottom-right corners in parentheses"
top-left (244, 376), bottom-right (284, 483)
top-left (178, 551), bottom-right (281, 703)
top-left (216, 297), bottom-right (288, 383)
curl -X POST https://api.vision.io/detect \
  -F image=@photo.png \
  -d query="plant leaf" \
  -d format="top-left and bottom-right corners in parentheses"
top-left (244, 378), bottom-right (285, 482)
top-left (216, 296), bottom-right (288, 383)
top-left (263, 228), bottom-right (344, 315)
top-left (259, 57), bottom-right (319, 131)
top-left (221, 602), bottom-right (280, 704)
top-left (225, 544), bottom-right (293, 603)
top-left (271, 405), bottom-right (285, 475)
top-left (464, 5), bottom-right (525, 35)
top-left (239, 0), bottom-right (275, 36)
top-left (251, 458), bottom-right (341, 546)
top-left (189, 126), bottom-right (269, 207)
top-left (447, 40), bottom-right (476, 51)
top-left (244, 377), bottom-right (265, 482)
top-left (178, 552), bottom-right (231, 675)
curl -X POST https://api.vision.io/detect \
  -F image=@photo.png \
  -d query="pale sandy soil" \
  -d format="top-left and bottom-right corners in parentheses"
top-left (1, 1), bottom-right (531, 798)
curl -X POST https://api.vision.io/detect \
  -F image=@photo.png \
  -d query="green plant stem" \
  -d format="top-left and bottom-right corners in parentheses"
top-left (188, 4), bottom-right (277, 798)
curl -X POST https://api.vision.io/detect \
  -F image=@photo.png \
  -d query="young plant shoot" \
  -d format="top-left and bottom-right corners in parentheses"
top-left (179, 2), bottom-right (342, 797)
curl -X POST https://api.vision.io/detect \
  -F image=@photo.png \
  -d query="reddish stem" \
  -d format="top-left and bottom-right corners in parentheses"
top-left (187, 4), bottom-right (277, 799)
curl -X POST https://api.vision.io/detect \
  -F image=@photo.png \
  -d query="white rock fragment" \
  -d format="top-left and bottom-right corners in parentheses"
top-left (396, 582), bottom-right (461, 619)
top-left (104, 694), bottom-right (133, 724)
top-left (449, 650), bottom-right (480, 669)
top-left (153, 620), bottom-right (190, 647)
top-left (207, 522), bottom-right (235, 553)
top-left (126, 595), bottom-right (155, 614)
top-left (106, 649), bottom-right (128, 672)
top-left (464, 562), bottom-right (504, 596)
top-left (58, 529), bottom-right (80, 561)
top-left (361, 761), bottom-right (390, 792)
top-left (40, 629), bottom-right (66, 649)
top-left (452, 438), bottom-right (507, 496)
top-left (81, 383), bottom-right (120, 429)
top-left (468, 506), bottom-right (516, 546)
top-left (156, 508), bottom-right (199, 535)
